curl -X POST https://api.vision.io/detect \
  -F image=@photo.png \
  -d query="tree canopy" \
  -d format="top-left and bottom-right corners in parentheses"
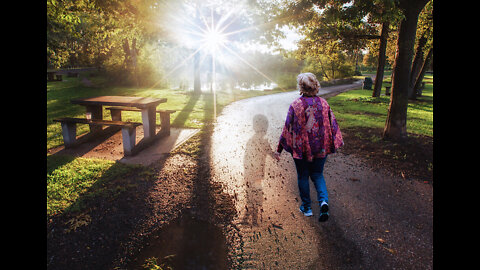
top-left (47, 0), bottom-right (304, 89)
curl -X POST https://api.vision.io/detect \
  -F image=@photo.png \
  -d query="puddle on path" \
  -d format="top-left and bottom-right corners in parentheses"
top-left (128, 215), bottom-right (228, 269)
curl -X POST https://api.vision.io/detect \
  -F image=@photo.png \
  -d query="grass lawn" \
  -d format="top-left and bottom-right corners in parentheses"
top-left (328, 75), bottom-right (433, 137)
top-left (47, 155), bottom-right (153, 217)
top-left (47, 75), bottom-right (288, 218)
top-left (327, 75), bottom-right (433, 181)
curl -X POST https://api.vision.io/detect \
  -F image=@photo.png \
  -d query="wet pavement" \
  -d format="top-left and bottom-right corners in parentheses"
top-left (210, 83), bottom-right (433, 269)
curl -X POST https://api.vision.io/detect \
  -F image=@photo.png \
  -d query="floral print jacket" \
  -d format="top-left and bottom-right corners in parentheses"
top-left (277, 96), bottom-right (344, 161)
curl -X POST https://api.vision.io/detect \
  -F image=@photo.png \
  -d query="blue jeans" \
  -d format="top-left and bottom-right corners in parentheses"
top-left (293, 156), bottom-right (328, 209)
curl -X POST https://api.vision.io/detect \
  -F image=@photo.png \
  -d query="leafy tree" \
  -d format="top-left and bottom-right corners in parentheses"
top-left (296, 35), bottom-right (354, 80)
top-left (47, 0), bottom-right (146, 80)
top-left (268, 0), bottom-right (401, 95)
top-left (47, 0), bottom-right (83, 68)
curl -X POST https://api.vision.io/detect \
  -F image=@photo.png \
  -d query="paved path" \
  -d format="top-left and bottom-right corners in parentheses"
top-left (210, 82), bottom-right (433, 269)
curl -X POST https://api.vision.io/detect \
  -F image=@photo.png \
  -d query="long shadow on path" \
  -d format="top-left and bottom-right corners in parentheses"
top-left (125, 93), bottom-right (233, 270)
top-left (171, 92), bottom-right (201, 128)
top-left (47, 155), bottom-right (169, 270)
top-left (241, 114), bottom-right (275, 226)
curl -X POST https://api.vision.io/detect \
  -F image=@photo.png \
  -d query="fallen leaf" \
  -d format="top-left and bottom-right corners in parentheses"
top-left (64, 213), bottom-right (91, 233)
top-left (383, 247), bottom-right (397, 255)
top-left (271, 223), bottom-right (283, 229)
top-left (376, 238), bottom-right (385, 243)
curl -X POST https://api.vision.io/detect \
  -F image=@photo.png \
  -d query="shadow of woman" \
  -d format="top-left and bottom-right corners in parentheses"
top-left (242, 114), bottom-right (275, 226)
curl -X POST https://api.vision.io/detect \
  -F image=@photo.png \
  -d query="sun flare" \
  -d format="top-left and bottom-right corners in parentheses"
top-left (202, 28), bottom-right (227, 53)
top-left (159, 2), bottom-right (287, 93)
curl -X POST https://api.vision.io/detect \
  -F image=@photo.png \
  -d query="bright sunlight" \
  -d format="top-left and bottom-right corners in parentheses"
top-left (203, 27), bottom-right (227, 53)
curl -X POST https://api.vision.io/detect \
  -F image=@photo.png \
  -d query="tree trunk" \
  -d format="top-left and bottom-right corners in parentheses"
top-left (354, 48), bottom-right (360, 74)
top-left (123, 38), bottom-right (131, 69)
top-left (413, 47), bottom-right (433, 97)
top-left (194, 52), bottom-right (201, 93)
top-left (131, 38), bottom-right (139, 87)
top-left (318, 57), bottom-right (329, 80)
top-left (122, 38), bottom-right (139, 86)
top-left (383, 0), bottom-right (428, 140)
top-left (408, 36), bottom-right (427, 99)
top-left (331, 61), bottom-right (335, 79)
top-left (372, 22), bottom-right (389, 97)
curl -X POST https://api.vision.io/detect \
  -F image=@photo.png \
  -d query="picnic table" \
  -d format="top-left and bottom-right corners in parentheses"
top-left (71, 96), bottom-right (166, 138)
top-left (55, 96), bottom-right (175, 156)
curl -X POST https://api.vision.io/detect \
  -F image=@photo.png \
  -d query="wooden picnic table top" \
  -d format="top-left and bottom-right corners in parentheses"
top-left (71, 96), bottom-right (167, 109)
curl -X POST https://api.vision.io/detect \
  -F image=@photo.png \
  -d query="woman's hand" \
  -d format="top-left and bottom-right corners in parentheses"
top-left (274, 152), bottom-right (281, 161)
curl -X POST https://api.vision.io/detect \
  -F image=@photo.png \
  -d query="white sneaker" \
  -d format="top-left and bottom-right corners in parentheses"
top-left (299, 205), bottom-right (313, 217)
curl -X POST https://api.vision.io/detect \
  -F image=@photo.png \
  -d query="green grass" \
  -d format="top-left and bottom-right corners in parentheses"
top-left (327, 75), bottom-right (433, 181)
top-left (328, 75), bottom-right (433, 137)
top-left (47, 155), bottom-right (149, 217)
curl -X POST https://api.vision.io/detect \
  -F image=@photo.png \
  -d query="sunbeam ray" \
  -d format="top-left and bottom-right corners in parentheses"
top-left (147, 43), bottom-right (209, 90)
top-left (221, 43), bottom-right (286, 91)
top-left (150, 1), bottom-right (302, 93)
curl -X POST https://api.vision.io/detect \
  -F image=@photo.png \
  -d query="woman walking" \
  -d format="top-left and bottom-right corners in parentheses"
top-left (274, 73), bottom-right (344, 222)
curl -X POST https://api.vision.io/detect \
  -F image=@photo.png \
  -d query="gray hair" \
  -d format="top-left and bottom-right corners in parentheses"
top-left (297, 73), bottom-right (321, 96)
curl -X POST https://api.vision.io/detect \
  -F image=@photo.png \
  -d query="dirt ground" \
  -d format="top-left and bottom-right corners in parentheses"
top-left (47, 123), bottom-right (240, 269)
top-left (340, 127), bottom-right (433, 183)
top-left (47, 132), bottom-right (432, 269)
top-left (47, 88), bottom-right (432, 269)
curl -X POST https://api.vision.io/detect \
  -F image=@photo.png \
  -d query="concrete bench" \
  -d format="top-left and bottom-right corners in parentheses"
top-left (105, 106), bottom-right (176, 135)
top-left (53, 117), bottom-right (142, 156)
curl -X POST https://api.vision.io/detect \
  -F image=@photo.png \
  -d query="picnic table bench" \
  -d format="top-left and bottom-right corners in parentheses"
top-left (106, 106), bottom-right (176, 135)
top-left (47, 71), bottom-right (62, 81)
top-left (53, 118), bottom-right (142, 156)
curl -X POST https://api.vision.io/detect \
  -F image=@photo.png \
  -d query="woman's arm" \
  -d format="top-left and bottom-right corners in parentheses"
top-left (277, 104), bottom-right (295, 155)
